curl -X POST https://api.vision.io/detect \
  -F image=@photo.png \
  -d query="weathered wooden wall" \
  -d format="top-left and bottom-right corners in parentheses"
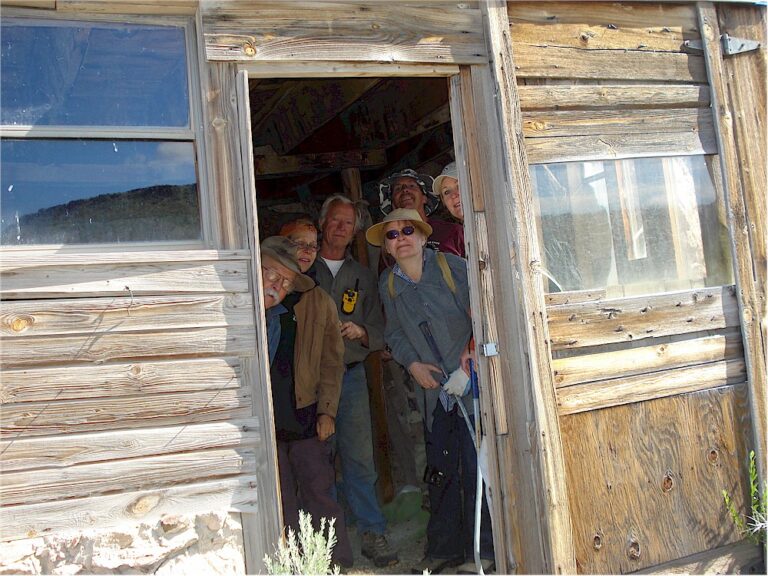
top-left (504, 2), bottom-right (762, 573)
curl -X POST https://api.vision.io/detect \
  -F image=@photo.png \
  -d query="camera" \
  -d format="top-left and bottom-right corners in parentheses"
top-left (423, 465), bottom-right (445, 487)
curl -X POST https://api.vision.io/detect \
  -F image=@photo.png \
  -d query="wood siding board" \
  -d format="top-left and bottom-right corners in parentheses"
top-left (0, 475), bottom-right (260, 541)
top-left (202, 2), bottom-right (486, 64)
top-left (545, 289), bottom-right (607, 306)
top-left (483, 2), bottom-right (576, 572)
top-left (547, 286), bottom-right (740, 350)
top-left (508, 2), bottom-right (699, 30)
top-left (1, 294), bottom-right (253, 338)
top-left (1, 326), bottom-right (256, 368)
top-left (0, 418), bottom-right (261, 472)
top-left (525, 128), bottom-right (717, 165)
top-left (518, 84), bottom-right (711, 111)
top-left (698, 2), bottom-right (767, 478)
top-left (556, 359), bottom-right (747, 416)
top-left (1, 448), bottom-right (257, 507)
top-left (56, 0), bottom-right (198, 14)
top-left (1, 389), bottom-right (251, 439)
top-left (0, 260), bottom-right (250, 299)
top-left (522, 108), bottom-right (712, 138)
top-left (1, 357), bottom-right (244, 404)
top-left (0, 250), bottom-right (250, 269)
top-left (561, 386), bottom-right (751, 573)
top-left (512, 44), bottom-right (708, 82)
top-left (242, 61), bottom-right (460, 78)
top-left (633, 540), bottom-right (763, 574)
top-left (552, 332), bottom-right (744, 388)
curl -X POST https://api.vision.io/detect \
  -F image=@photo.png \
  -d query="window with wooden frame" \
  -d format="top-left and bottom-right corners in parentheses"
top-left (530, 155), bottom-right (733, 297)
top-left (0, 14), bottom-right (206, 247)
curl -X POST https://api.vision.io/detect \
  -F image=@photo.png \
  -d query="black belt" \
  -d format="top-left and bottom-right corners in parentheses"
top-left (346, 361), bottom-right (361, 370)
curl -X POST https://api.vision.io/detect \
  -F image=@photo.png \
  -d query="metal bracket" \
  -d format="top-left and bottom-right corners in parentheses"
top-left (722, 33), bottom-right (761, 56)
top-left (480, 342), bottom-right (499, 357)
top-left (683, 39), bottom-right (703, 52)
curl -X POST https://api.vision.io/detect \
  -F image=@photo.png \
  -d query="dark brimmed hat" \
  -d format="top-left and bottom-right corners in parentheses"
top-left (365, 208), bottom-right (433, 247)
top-left (260, 236), bottom-right (314, 292)
top-left (378, 169), bottom-right (439, 216)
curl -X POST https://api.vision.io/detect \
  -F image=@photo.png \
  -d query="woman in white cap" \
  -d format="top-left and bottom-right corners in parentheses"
top-left (433, 162), bottom-right (464, 223)
top-left (366, 209), bottom-right (494, 575)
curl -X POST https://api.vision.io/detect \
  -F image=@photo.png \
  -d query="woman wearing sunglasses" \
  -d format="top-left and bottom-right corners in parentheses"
top-left (366, 208), bottom-right (495, 575)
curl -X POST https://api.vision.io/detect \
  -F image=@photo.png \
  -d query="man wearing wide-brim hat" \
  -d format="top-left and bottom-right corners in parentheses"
top-left (260, 235), bottom-right (354, 568)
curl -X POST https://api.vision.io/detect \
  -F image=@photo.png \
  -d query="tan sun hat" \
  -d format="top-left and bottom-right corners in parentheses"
top-left (432, 161), bottom-right (458, 198)
top-left (365, 208), bottom-right (433, 247)
top-left (260, 236), bottom-right (314, 292)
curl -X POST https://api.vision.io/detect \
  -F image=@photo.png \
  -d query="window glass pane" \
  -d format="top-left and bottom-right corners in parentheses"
top-left (531, 156), bottom-right (733, 297)
top-left (1, 20), bottom-right (189, 127)
top-left (1, 139), bottom-right (200, 245)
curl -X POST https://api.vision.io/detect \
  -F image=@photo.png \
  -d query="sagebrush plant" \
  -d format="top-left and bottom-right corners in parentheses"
top-left (723, 450), bottom-right (767, 545)
top-left (263, 510), bottom-right (340, 575)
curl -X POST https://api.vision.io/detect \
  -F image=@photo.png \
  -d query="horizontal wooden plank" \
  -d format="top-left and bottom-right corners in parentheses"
top-left (56, 0), bottom-right (197, 14)
top-left (1, 388), bottom-right (251, 438)
top-left (545, 289), bottom-right (606, 306)
top-left (556, 359), bottom-right (746, 415)
top-left (523, 108), bottom-right (713, 138)
top-left (1, 448), bottom-right (257, 506)
top-left (1, 260), bottom-right (250, 299)
top-left (508, 2), bottom-right (698, 30)
top-left (518, 84), bottom-right (711, 111)
top-left (0, 250), bottom-right (250, 271)
top-left (1, 357), bottom-right (244, 404)
top-left (512, 44), bottom-right (707, 82)
top-left (0, 293), bottom-right (254, 338)
top-left (0, 475), bottom-right (259, 541)
top-left (242, 60), bottom-right (460, 78)
top-left (203, 1), bottom-right (486, 64)
top-left (553, 332), bottom-right (744, 388)
top-left (525, 126), bottom-right (717, 164)
top-left (1, 326), bottom-right (256, 368)
top-left (548, 286), bottom-right (740, 350)
top-left (634, 540), bottom-right (764, 574)
top-left (0, 418), bottom-right (261, 472)
top-left (1, 0), bottom-right (56, 8)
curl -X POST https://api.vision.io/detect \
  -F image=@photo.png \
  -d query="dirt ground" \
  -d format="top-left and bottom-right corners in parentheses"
top-left (346, 512), bottom-right (428, 575)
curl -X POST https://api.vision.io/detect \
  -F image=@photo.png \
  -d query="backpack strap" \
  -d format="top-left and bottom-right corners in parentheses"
top-left (388, 251), bottom-right (456, 299)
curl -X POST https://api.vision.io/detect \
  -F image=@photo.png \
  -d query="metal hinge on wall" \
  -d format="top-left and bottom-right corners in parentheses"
top-left (683, 34), bottom-right (761, 56)
top-left (481, 342), bottom-right (500, 357)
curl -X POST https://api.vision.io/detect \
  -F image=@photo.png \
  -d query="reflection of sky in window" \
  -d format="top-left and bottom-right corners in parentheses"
top-left (1, 20), bottom-right (188, 127)
top-left (1, 140), bottom-right (197, 226)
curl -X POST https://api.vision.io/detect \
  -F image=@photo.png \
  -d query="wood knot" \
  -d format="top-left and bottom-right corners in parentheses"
top-left (661, 472), bottom-right (674, 492)
top-left (593, 533), bottom-right (603, 550)
top-left (129, 364), bottom-right (142, 376)
top-left (708, 448), bottom-right (720, 464)
top-left (127, 494), bottom-right (160, 517)
top-left (10, 315), bottom-right (33, 333)
top-left (627, 539), bottom-right (641, 560)
top-left (243, 43), bottom-right (256, 56)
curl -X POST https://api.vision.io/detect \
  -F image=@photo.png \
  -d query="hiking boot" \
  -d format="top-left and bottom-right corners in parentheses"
top-left (361, 531), bottom-right (399, 567)
top-left (411, 555), bottom-right (464, 574)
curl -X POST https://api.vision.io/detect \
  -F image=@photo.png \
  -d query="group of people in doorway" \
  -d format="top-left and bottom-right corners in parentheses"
top-left (260, 162), bottom-right (495, 574)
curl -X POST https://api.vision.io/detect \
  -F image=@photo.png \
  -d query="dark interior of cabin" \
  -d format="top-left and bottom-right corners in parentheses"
top-left (250, 77), bottom-right (457, 573)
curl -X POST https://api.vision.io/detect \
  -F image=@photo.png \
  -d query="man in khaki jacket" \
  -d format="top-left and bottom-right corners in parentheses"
top-left (261, 236), bottom-right (353, 568)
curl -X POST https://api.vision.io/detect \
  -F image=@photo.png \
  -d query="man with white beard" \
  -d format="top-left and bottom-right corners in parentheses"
top-left (260, 235), bottom-right (353, 569)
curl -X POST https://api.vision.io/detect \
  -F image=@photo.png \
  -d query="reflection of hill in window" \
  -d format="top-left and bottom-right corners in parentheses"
top-left (1, 184), bottom-right (200, 245)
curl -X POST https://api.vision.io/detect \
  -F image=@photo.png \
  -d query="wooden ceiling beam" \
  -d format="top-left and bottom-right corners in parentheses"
top-left (254, 148), bottom-right (386, 178)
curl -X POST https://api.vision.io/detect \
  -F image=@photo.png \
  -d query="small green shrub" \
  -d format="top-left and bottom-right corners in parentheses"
top-left (723, 450), bottom-right (767, 545)
top-left (263, 510), bottom-right (340, 575)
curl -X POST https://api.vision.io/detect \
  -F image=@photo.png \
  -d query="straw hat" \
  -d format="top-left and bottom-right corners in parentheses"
top-left (365, 208), bottom-right (433, 247)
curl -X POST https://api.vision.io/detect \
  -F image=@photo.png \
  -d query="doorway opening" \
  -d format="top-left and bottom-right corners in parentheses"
top-left (248, 75), bottom-right (460, 573)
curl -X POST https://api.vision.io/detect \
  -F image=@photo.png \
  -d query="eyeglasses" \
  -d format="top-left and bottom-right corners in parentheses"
top-left (292, 241), bottom-right (319, 253)
top-left (262, 266), bottom-right (294, 292)
top-left (384, 226), bottom-right (416, 241)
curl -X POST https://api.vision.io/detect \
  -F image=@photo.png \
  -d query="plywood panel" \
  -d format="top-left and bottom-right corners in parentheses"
top-left (561, 385), bottom-right (751, 573)
top-left (1, 357), bottom-right (244, 403)
top-left (203, 1), bottom-right (486, 64)
top-left (1, 325), bottom-right (256, 368)
top-left (1, 448), bottom-right (257, 506)
top-left (512, 44), bottom-right (707, 82)
top-left (0, 475), bottom-right (259, 541)
top-left (0, 260), bottom-right (250, 299)
top-left (548, 286), bottom-right (740, 350)
top-left (552, 332), bottom-right (744, 388)
top-left (0, 418), bottom-right (261, 472)
top-left (518, 84), bottom-right (710, 111)
top-left (1, 294), bottom-right (253, 337)
top-left (556, 359), bottom-right (746, 415)
top-left (1, 388), bottom-right (251, 438)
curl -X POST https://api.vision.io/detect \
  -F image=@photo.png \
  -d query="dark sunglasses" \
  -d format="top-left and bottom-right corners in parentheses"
top-left (385, 225), bottom-right (416, 241)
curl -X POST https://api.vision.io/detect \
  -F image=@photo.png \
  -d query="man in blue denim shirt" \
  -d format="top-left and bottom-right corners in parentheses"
top-left (310, 194), bottom-right (398, 568)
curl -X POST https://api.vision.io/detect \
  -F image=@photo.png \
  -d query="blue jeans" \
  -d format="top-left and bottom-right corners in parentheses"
top-left (334, 362), bottom-right (387, 534)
